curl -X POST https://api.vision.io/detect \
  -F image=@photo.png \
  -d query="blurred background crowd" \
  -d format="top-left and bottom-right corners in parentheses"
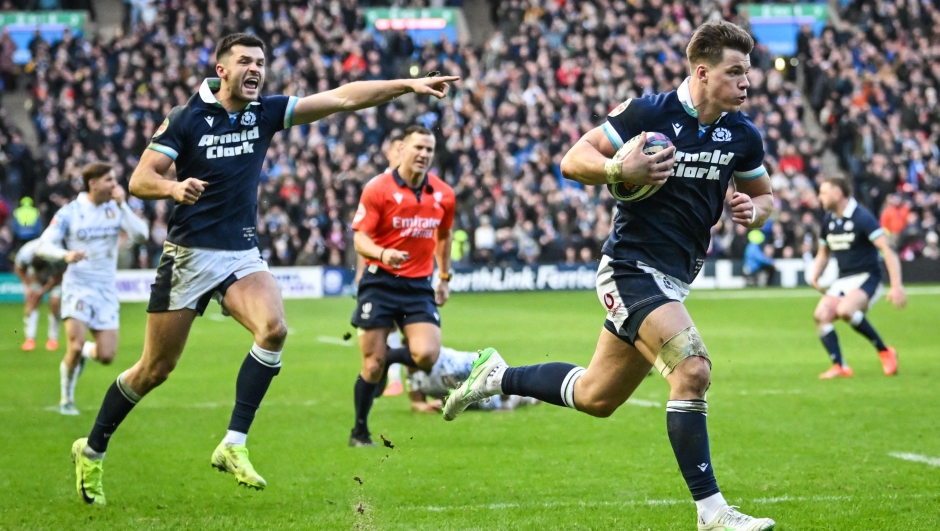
top-left (1, 0), bottom-right (938, 273)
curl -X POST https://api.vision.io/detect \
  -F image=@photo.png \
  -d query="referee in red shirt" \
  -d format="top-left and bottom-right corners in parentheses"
top-left (349, 125), bottom-right (456, 446)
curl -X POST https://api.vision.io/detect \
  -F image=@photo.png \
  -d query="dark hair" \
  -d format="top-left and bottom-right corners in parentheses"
top-left (823, 176), bottom-right (852, 198)
top-left (388, 130), bottom-right (405, 144)
top-left (402, 125), bottom-right (433, 140)
top-left (686, 20), bottom-right (754, 68)
top-left (216, 33), bottom-right (265, 61)
top-left (81, 162), bottom-right (113, 192)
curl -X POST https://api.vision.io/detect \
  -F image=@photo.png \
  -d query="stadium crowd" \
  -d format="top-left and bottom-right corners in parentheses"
top-left (0, 0), bottom-right (938, 273)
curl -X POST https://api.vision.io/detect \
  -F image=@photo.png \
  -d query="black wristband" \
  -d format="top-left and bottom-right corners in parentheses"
top-left (379, 248), bottom-right (386, 262)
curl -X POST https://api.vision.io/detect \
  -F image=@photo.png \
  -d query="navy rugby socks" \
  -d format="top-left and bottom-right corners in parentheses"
top-left (819, 325), bottom-right (844, 366)
top-left (850, 312), bottom-right (887, 351)
top-left (501, 363), bottom-right (584, 408)
top-left (87, 373), bottom-right (140, 453)
top-left (385, 346), bottom-right (418, 368)
top-left (352, 376), bottom-right (378, 437)
top-left (666, 399), bottom-right (720, 500)
top-left (228, 347), bottom-right (281, 435)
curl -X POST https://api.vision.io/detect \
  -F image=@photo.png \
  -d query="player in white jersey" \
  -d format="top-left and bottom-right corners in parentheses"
top-left (407, 347), bottom-right (539, 413)
top-left (37, 163), bottom-right (149, 416)
top-left (13, 238), bottom-right (66, 351)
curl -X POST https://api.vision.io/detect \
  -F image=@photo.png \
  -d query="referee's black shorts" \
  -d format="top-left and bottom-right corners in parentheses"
top-left (351, 267), bottom-right (440, 330)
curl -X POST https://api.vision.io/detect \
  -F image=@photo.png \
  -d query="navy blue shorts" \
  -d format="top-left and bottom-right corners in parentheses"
top-left (596, 256), bottom-right (690, 346)
top-left (351, 267), bottom-right (440, 330)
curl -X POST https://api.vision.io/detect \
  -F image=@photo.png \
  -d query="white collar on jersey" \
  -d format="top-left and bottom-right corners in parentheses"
top-left (842, 197), bottom-right (858, 219)
top-left (677, 77), bottom-right (727, 124)
top-left (199, 78), bottom-right (260, 109)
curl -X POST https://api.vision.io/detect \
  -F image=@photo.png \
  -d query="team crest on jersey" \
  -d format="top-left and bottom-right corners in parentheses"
top-left (712, 127), bottom-right (732, 142)
top-left (844, 220), bottom-right (854, 231)
top-left (154, 117), bottom-right (169, 138)
top-left (608, 99), bottom-right (631, 117)
top-left (240, 112), bottom-right (257, 126)
top-left (433, 191), bottom-right (443, 208)
top-left (104, 207), bottom-right (116, 219)
top-left (393, 193), bottom-right (403, 205)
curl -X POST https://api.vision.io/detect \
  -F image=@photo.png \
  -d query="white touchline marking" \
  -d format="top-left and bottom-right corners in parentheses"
top-left (890, 452), bottom-right (940, 467)
top-left (688, 286), bottom-right (940, 300)
top-left (316, 335), bottom-right (354, 347)
top-left (626, 398), bottom-right (662, 408)
top-left (410, 492), bottom-right (940, 512)
top-left (738, 389), bottom-right (803, 396)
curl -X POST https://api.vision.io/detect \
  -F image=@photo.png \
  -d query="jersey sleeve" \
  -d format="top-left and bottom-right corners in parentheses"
top-left (351, 181), bottom-right (383, 234)
top-left (857, 208), bottom-right (884, 241)
top-left (14, 241), bottom-right (35, 268)
top-left (148, 106), bottom-right (189, 161)
top-left (600, 99), bottom-right (640, 150)
top-left (733, 124), bottom-right (768, 180)
top-left (439, 189), bottom-right (456, 232)
top-left (263, 95), bottom-right (299, 132)
top-left (36, 205), bottom-right (71, 261)
top-left (119, 201), bottom-right (150, 243)
top-left (818, 214), bottom-right (830, 247)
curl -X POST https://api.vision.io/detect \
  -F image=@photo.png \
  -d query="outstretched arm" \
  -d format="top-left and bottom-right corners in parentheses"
top-left (291, 76), bottom-right (459, 125)
top-left (409, 389), bottom-right (442, 413)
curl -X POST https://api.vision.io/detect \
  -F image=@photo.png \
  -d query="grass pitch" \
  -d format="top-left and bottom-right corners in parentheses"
top-left (2, 287), bottom-right (939, 530)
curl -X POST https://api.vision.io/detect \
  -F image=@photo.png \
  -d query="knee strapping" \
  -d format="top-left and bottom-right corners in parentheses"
top-left (654, 326), bottom-right (710, 377)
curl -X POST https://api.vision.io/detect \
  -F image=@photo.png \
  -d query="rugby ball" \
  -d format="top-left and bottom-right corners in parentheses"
top-left (606, 132), bottom-right (674, 202)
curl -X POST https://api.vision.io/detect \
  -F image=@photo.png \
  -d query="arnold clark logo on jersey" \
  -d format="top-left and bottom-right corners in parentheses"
top-left (198, 126), bottom-right (260, 159)
top-left (671, 149), bottom-right (735, 180)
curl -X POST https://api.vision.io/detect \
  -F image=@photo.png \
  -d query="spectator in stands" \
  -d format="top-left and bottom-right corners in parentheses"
top-left (743, 231), bottom-right (776, 288)
top-left (923, 232), bottom-right (940, 260)
top-left (10, 0), bottom-right (939, 275)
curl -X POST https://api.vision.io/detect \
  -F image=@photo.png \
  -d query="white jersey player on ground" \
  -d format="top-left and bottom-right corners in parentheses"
top-left (408, 347), bottom-right (539, 413)
top-left (37, 163), bottom-right (149, 415)
top-left (13, 238), bottom-right (66, 352)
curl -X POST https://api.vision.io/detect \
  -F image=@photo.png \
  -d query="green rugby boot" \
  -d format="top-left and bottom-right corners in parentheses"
top-left (442, 348), bottom-right (506, 421)
top-left (211, 443), bottom-right (267, 490)
top-left (71, 438), bottom-right (105, 506)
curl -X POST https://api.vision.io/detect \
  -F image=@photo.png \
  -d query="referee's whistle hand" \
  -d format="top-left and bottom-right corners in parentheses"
top-left (384, 249), bottom-right (408, 268)
top-left (173, 178), bottom-right (209, 205)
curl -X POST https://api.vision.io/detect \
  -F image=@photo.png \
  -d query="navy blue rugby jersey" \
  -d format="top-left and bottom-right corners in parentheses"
top-left (148, 78), bottom-right (298, 250)
top-left (600, 78), bottom-right (767, 284)
top-left (819, 198), bottom-right (884, 277)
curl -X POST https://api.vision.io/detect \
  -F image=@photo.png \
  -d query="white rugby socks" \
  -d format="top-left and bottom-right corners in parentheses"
top-left (24, 310), bottom-right (39, 339)
top-left (223, 430), bottom-right (248, 447)
top-left (60, 361), bottom-right (83, 404)
top-left (48, 314), bottom-right (60, 341)
top-left (696, 492), bottom-right (728, 523)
